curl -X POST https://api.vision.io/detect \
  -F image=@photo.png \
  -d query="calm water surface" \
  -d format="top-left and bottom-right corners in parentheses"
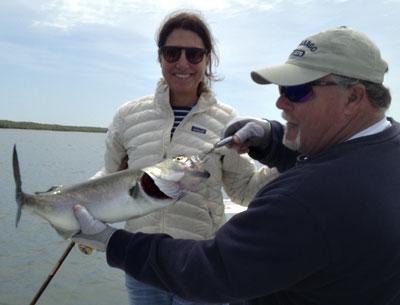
top-left (0, 129), bottom-right (128, 305)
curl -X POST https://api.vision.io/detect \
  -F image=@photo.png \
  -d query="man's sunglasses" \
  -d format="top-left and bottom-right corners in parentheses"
top-left (159, 46), bottom-right (208, 65)
top-left (279, 80), bottom-right (339, 103)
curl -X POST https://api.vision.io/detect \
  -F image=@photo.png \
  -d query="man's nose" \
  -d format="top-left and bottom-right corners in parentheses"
top-left (276, 95), bottom-right (295, 111)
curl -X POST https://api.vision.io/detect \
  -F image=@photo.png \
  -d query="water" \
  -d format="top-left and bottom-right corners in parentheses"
top-left (0, 129), bottom-right (246, 305)
top-left (0, 129), bottom-right (128, 305)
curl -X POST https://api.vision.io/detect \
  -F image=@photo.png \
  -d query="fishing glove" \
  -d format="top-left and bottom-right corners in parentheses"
top-left (222, 117), bottom-right (272, 151)
top-left (72, 204), bottom-right (117, 252)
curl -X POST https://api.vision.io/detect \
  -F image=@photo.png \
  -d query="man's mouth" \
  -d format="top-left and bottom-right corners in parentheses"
top-left (286, 122), bottom-right (298, 128)
top-left (282, 113), bottom-right (298, 128)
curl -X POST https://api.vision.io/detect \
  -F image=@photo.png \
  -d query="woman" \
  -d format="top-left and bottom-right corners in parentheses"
top-left (94, 10), bottom-right (276, 305)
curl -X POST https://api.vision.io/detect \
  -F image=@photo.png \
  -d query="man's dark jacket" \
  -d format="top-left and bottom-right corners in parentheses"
top-left (107, 119), bottom-right (400, 305)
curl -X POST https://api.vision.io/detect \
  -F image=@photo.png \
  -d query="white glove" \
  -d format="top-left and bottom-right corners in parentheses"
top-left (72, 205), bottom-right (117, 252)
top-left (223, 117), bottom-right (271, 152)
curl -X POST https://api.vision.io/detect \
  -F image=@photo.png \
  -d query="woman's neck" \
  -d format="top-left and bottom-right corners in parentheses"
top-left (170, 92), bottom-right (199, 107)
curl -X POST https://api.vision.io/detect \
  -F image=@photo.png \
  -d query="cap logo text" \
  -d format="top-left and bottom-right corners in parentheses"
top-left (299, 40), bottom-right (318, 52)
top-left (291, 49), bottom-right (305, 57)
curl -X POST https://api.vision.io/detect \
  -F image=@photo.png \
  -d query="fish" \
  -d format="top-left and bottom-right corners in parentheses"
top-left (12, 145), bottom-right (210, 238)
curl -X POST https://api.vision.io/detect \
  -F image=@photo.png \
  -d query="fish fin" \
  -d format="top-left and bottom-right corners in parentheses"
top-left (13, 145), bottom-right (23, 227)
top-left (129, 183), bottom-right (139, 199)
top-left (34, 185), bottom-right (63, 194)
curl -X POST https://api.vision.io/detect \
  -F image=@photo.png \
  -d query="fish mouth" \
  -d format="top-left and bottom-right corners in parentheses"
top-left (140, 173), bottom-right (172, 199)
top-left (189, 170), bottom-right (210, 178)
top-left (140, 155), bottom-right (210, 199)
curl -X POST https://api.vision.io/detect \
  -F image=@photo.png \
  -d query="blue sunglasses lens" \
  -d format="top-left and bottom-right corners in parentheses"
top-left (279, 84), bottom-right (313, 103)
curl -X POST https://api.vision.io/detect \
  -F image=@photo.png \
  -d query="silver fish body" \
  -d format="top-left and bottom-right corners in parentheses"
top-left (13, 146), bottom-right (210, 238)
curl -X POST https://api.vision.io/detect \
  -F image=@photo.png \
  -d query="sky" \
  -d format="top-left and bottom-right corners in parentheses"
top-left (1, 0), bottom-right (400, 128)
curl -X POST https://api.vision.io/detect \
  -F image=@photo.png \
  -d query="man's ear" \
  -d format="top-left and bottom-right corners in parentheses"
top-left (344, 84), bottom-right (365, 115)
top-left (348, 93), bottom-right (357, 102)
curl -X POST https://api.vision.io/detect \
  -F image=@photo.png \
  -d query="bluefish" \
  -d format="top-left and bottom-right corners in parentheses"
top-left (13, 145), bottom-right (210, 238)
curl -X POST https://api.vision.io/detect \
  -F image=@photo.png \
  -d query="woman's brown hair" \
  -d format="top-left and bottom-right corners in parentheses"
top-left (156, 10), bottom-right (220, 92)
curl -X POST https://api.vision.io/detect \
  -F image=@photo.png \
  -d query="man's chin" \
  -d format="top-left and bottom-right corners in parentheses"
top-left (283, 135), bottom-right (301, 151)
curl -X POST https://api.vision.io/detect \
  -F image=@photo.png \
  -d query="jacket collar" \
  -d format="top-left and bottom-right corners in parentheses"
top-left (154, 79), bottom-right (217, 113)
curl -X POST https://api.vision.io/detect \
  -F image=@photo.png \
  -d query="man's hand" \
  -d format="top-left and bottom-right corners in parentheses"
top-left (72, 204), bottom-right (117, 252)
top-left (222, 117), bottom-right (272, 153)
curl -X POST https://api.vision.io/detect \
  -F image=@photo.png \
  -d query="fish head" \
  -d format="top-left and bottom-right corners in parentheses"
top-left (141, 155), bottom-right (210, 199)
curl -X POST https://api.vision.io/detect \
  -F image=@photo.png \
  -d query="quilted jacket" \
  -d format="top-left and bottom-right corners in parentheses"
top-left (94, 80), bottom-right (278, 239)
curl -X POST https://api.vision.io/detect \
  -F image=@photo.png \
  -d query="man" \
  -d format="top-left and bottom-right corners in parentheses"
top-left (73, 26), bottom-right (400, 304)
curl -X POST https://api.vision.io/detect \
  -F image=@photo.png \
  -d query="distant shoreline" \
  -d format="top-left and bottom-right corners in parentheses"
top-left (0, 119), bottom-right (107, 133)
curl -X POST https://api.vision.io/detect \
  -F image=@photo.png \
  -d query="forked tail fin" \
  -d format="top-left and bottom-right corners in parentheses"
top-left (13, 145), bottom-right (23, 227)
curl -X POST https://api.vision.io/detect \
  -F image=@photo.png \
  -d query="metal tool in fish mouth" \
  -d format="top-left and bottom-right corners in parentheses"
top-left (198, 136), bottom-right (234, 161)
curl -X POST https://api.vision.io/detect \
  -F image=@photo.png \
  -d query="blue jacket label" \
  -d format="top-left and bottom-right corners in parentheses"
top-left (191, 126), bottom-right (207, 134)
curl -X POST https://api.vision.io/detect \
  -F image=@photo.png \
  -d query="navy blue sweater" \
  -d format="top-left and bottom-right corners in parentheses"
top-left (107, 119), bottom-right (400, 305)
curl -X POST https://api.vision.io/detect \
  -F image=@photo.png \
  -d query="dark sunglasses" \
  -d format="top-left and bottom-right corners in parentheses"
top-left (279, 80), bottom-right (339, 103)
top-left (159, 46), bottom-right (208, 64)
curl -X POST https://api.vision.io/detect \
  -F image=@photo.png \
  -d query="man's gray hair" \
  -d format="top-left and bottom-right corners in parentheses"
top-left (331, 74), bottom-right (391, 110)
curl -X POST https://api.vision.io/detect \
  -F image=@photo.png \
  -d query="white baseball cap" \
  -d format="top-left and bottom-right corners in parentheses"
top-left (251, 26), bottom-right (388, 86)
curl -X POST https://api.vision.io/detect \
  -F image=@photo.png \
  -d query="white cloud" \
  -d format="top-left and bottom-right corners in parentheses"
top-left (31, 0), bottom-right (282, 31)
top-left (33, 0), bottom-right (117, 30)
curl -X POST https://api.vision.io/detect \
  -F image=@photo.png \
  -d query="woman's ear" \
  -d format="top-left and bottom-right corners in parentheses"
top-left (206, 52), bottom-right (211, 65)
top-left (158, 53), bottom-right (162, 65)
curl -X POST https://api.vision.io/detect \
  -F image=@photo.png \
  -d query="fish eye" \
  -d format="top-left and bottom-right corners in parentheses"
top-left (174, 156), bottom-right (187, 162)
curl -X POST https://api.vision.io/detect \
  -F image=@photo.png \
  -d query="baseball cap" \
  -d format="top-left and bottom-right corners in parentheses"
top-left (251, 26), bottom-right (388, 86)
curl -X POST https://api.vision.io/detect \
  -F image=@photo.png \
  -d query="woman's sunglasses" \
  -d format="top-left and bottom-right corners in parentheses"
top-left (159, 46), bottom-right (208, 65)
top-left (279, 80), bottom-right (339, 103)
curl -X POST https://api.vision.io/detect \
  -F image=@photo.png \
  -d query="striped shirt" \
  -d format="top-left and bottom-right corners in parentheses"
top-left (171, 106), bottom-right (192, 136)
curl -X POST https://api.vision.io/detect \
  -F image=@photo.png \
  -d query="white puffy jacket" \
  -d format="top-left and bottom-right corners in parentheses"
top-left (94, 80), bottom-right (278, 239)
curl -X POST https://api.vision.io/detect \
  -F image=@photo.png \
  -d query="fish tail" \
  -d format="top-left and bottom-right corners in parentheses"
top-left (13, 145), bottom-right (24, 227)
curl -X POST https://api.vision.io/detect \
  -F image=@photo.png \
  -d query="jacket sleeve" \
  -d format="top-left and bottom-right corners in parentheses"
top-left (106, 192), bottom-right (328, 303)
top-left (91, 106), bottom-right (128, 179)
top-left (221, 149), bottom-right (278, 206)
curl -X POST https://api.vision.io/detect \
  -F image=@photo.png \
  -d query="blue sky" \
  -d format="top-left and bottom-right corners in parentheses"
top-left (1, 0), bottom-right (400, 127)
